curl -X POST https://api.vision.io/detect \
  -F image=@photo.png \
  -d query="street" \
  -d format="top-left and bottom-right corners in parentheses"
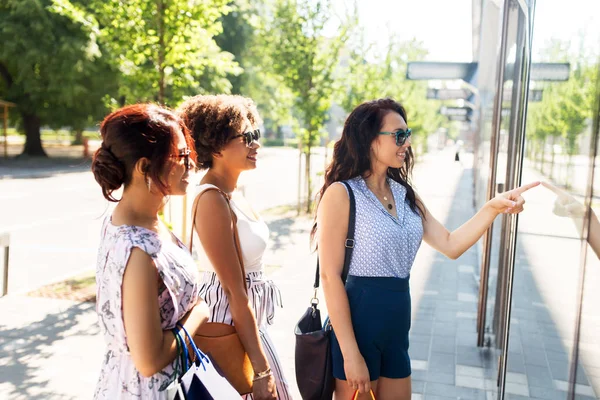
top-left (0, 147), bottom-right (325, 295)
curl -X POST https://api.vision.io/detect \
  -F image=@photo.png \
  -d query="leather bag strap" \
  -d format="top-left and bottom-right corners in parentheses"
top-left (190, 187), bottom-right (247, 294)
top-left (314, 181), bottom-right (356, 289)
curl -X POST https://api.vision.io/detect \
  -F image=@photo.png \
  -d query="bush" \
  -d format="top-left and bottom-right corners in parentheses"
top-left (261, 138), bottom-right (285, 147)
top-left (261, 137), bottom-right (300, 148)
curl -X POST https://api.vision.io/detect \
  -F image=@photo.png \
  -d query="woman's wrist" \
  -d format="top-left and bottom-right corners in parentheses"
top-left (251, 359), bottom-right (270, 374)
top-left (253, 367), bottom-right (273, 382)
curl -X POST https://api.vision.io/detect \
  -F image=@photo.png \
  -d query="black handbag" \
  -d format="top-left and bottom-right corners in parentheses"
top-left (294, 181), bottom-right (356, 400)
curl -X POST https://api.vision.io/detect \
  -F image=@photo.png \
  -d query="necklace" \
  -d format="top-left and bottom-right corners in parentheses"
top-left (366, 180), bottom-right (393, 210)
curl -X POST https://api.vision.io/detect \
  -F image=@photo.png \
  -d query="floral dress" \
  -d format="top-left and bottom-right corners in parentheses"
top-left (94, 217), bottom-right (201, 399)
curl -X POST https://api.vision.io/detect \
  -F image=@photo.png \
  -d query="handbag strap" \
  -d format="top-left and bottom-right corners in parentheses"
top-left (190, 186), bottom-right (247, 294)
top-left (314, 180), bottom-right (356, 290)
top-left (352, 389), bottom-right (376, 400)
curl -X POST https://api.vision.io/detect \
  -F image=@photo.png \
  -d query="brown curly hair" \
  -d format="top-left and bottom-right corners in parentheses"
top-left (177, 94), bottom-right (261, 170)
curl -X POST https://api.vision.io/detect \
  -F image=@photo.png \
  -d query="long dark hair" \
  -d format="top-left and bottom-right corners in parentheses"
top-left (311, 98), bottom-right (425, 241)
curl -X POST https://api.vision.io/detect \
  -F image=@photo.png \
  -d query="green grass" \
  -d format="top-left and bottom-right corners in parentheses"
top-left (28, 270), bottom-right (97, 302)
top-left (4, 127), bottom-right (99, 141)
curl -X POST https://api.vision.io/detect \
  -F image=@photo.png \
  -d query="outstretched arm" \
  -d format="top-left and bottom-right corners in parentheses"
top-left (421, 181), bottom-right (540, 259)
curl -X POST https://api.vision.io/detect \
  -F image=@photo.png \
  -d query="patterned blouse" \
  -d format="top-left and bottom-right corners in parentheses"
top-left (343, 176), bottom-right (424, 278)
top-left (94, 217), bottom-right (201, 400)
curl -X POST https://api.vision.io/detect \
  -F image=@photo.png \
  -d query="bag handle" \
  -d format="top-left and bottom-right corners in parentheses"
top-left (173, 328), bottom-right (190, 371)
top-left (176, 323), bottom-right (210, 370)
top-left (172, 329), bottom-right (184, 376)
top-left (351, 389), bottom-right (376, 400)
top-left (314, 181), bottom-right (356, 292)
top-left (189, 186), bottom-right (247, 294)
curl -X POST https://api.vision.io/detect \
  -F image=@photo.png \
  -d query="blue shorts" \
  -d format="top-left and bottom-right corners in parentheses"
top-left (331, 275), bottom-right (411, 380)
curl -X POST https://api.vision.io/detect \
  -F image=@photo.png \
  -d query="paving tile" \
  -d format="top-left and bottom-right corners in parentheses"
top-left (503, 394), bottom-right (531, 400)
top-left (522, 349), bottom-right (548, 368)
top-left (429, 352), bottom-right (456, 375)
top-left (505, 372), bottom-right (528, 386)
top-left (456, 386), bottom-right (487, 400)
top-left (410, 334), bottom-right (433, 344)
top-left (548, 359), bottom-right (570, 381)
top-left (554, 380), bottom-right (597, 397)
top-left (456, 375), bottom-right (485, 390)
top-left (412, 369), bottom-right (427, 381)
top-left (459, 265), bottom-right (475, 273)
top-left (457, 365), bottom-right (485, 379)
top-left (458, 293), bottom-right (478, 303)
top-left (424, 382), bottom-right (458, 397)
top-left (573, 395), bottom-right (598, 400)
top-left (528, 385), bottom-right (567, 400)
top-left (431, 337), bottom-right (455, 355)
top-left (412, 380), bottom-right (425, 394)
top-left (427, 372), bottom-right (455, 385)
top-left (525, 364), bottom-right (554, 388)
top-left (456, 333), bottom-right (478, 347)
top-left (411, 342), bottom-right (431, 360)
top-left (412, 359), bottom-right (429, 371)
top-left (456, 346), bottom-right (485, 368)
top-left (423, 395), bottom-right (455, 400)
top-left (506, 356), bottom-right (526, 374)
top-left (413, 323), bottom-right (435, 335)
top-left (504, 382), bottom-right (530, 397)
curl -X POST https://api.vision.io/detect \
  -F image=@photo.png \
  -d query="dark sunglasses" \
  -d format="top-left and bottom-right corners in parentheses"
top-left (378, 128), bottom-right (412, 146)
top-left (172, 148), bottom-right (192, 170)
top-left (232, 129), bottom-right (261, 147)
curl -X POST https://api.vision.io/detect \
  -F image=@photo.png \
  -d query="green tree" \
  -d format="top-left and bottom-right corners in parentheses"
top-left (264, 0), bottom-right (351, 212)
top-left (215, 0), bottom-right (253, 95)
top-left (89, 0), bottom-right (240, 106)
top-left (217, 0), bottom-right (295, 136)
top-left (0, 0), bottom-right (115, 156)
top-left (340, 35), bottom-right (442, 154)
top-left (528, 39), bottom-right (596, 184)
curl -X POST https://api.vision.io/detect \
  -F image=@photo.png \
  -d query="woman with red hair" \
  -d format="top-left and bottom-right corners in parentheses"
top-left (91, 104), bottom-right (209, 399)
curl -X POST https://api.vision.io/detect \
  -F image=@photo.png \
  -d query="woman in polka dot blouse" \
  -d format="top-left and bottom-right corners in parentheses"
top-left (313, 98), bottom-right (539, 400)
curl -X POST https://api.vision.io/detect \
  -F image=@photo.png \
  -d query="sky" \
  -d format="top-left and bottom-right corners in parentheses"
top-left (331, 0), bottom-right (600, 62)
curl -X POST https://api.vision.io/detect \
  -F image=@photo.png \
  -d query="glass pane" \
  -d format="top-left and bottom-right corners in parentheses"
top-left (508, 1), bottom-right (599, 398)
top-left (577, 60), bottom-right (600, 399)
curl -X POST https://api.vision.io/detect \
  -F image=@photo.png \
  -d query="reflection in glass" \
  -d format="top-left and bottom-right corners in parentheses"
top-left (506, 1), bottom-right (599, 399)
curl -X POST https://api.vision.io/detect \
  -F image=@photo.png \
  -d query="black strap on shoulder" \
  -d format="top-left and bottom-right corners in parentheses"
top-left (314, 181), bottom-right (356, 289)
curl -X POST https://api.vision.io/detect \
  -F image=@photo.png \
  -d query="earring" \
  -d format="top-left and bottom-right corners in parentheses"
top-left (146, 177), bottom-right (152, 192)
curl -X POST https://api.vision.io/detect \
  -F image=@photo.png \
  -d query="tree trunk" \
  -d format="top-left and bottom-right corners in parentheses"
top-left (566, 154), bottom-right (573, 189)
top-left (550, 136), bottom-right (556, 180)
top-left (157, 0), bottom-right (165, 105)
top-left (20, 111), bottom-right (47, 157)
top-left (540, 137), bottom-right (546, 174)
top-left (73, 129), bottom-right (84, 145)
top-left (305, 148), bottom-right (312, 214)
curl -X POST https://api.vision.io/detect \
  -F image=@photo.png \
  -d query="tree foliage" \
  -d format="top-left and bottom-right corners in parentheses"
top-left (263, 0), bottom-right (351, 211)
top-left (0, 0), bottom-right (116, 156)
top-left (89, 0), bottom-right (240, 106)
top-left (340, 34), bottom-right (443, 153)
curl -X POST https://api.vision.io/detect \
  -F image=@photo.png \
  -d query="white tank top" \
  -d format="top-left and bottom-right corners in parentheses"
top-left (192, 184), bottom-right (269, 273)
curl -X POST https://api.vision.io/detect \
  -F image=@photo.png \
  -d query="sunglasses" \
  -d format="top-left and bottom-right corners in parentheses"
top-left (232, 129), bottom-right (261, 147)
top-left (172, 148), bottom-right (192, 170)
top-left (378, 128), bottom-right (412, 146)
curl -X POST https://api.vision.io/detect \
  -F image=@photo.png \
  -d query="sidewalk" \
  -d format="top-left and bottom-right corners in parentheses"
top-left (0, 149), bottom-right (489, 399)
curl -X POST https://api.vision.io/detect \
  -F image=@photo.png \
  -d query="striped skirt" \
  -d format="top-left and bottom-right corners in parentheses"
top-left (198, 270), bottom-right (292, 400)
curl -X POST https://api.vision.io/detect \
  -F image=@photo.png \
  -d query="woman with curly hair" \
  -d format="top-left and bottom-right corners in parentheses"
top-left (314, 98), bottom-right (538, 399)
top-left (91, 104), bottom-right (209, 399)
top-left (178, 95), bottom-right (291, 400)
